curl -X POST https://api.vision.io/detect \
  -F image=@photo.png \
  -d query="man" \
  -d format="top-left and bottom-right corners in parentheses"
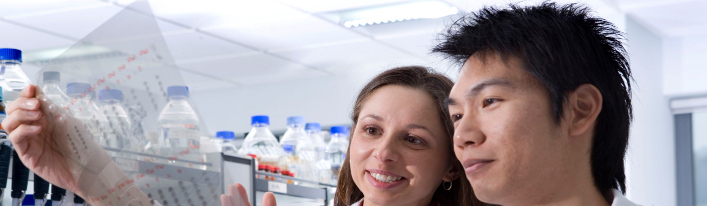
top-left (437, 2), bottom-right (638, 206)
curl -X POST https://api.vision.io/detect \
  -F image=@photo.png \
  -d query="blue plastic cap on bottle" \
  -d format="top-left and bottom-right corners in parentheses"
top-left (167, 86), bottom-right (189, 98)
top-left (251, 115), bottom-right (269, 126)
top-left (330, 126), bottom-right (349, 136)
top-left (283, 144), bottom-right (294, 152)
top-left (286, 116), bottom-right (305, 125)
top-left (66, 83), bottom-right (91, 95)
top-left (98, 89), bottom-right (123, 102)
top-left (0, 48), bottom-right (22, 62)
top-left (43, 71), bottom-right (60, 83)
top-left (305, 123), bottom-right (322, 132)
top-left (216, 131), bottom-right (235, 140)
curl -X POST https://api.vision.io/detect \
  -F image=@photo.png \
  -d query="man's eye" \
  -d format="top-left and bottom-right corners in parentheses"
top-left (483, 98), bottom-right (501, 108)
top-left (451, 114), bottom-right (463, 122)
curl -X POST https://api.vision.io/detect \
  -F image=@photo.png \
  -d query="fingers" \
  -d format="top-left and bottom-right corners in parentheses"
top-left (221, 194), bottom-right (232, 206)
top-left (262, 192), bottom-right (277, 206)
top-left (7, 124), bottom-right (42, 157)
top-left (5, 97), bottom-right (40, 116)
top-left (2, 108), bottom-right (43, 132)
top-left (227, 183), bottom-right (250, 206)
top-left (21, 84), bottom-right (36, 98)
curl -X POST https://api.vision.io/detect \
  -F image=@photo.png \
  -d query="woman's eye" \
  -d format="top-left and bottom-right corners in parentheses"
top-left (404, 135), bottom-right (422, 144)
top-left (482, 98), bottom-right (501, 108)
top-left (365, 127), bottom-right (381, 135)
top-left (451, 114), bottom-right (463, 122)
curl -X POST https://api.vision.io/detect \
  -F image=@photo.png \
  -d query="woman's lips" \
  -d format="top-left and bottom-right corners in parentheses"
top-left (365, 170), bottom-right (407, 189)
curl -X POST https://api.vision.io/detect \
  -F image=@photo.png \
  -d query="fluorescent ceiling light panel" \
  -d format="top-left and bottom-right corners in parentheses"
top-left (340, 1), bottom-right (458, 28)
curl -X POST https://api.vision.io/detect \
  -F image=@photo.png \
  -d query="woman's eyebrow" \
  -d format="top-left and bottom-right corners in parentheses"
top-left (361, 114), bottom-right (383, 121)
top-left (407, 124), bottom-right (433, 136)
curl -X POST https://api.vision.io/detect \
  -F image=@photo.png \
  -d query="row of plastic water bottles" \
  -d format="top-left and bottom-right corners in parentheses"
top-left (0, 48), bottom-right (206, 168)
top-left (236, 115), bottom-right (349, 184)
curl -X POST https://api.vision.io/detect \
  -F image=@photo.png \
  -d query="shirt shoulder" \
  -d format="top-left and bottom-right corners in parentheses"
top-left (611, 189), bottom-right (640, 206)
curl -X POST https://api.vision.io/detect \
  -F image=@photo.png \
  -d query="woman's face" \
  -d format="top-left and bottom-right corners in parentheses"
top-left (350, 85), bottom-right (455, 206)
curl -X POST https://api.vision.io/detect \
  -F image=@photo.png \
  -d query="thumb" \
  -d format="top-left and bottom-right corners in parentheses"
top-left (21, 84), bottom-right (36, 98)
top-left (262, 192), bottom-right (277, 206)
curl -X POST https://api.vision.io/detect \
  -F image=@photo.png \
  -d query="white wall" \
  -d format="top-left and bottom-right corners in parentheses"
top-left (663, 34), bottom-right (707, 96)
top-left (624, 17), bottom-right (676, 206)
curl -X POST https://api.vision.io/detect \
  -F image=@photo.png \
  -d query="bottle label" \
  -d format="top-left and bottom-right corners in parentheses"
top-left (165, 127), bottom-right (200, 140)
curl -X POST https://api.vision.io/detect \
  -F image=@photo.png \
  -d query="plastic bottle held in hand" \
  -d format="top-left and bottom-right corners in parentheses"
top-left (41, 71), bottom-right (72, 110)
top-left (157, 86), bottom-right (204, 168)
top-left (99, 89), bottom-right (135, 152)
top-left (326, 126), bottom-right (350, 182)
top-left (214, 131), bottom-right (237, 154)
top-left (0, 48), bottom-right (31, 105)
top-left (67, 83), bottom-right (108, 146)
top-left (239, 115), bottom-right (283, 168)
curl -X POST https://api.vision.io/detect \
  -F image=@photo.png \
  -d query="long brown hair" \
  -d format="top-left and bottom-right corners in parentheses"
top-left (333, 66), bottom-right (487, 206)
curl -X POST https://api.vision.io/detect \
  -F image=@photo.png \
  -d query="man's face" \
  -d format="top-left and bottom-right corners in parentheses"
top-left (447, 53), bottom-right (572, 204)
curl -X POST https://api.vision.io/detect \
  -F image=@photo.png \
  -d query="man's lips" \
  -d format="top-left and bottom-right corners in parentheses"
top-left (463, 159), bottom-right (494, 174)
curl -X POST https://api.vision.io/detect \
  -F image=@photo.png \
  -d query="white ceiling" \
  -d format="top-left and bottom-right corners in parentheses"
top-left (0, 0), bottom-right (703, 92)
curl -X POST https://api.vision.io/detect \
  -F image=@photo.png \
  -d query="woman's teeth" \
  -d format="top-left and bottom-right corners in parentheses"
top-left (370, 172), bottom-right (403, 183)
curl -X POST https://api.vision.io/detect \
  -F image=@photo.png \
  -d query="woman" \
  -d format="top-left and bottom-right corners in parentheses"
top-left (224, 66), bottom-right (487, 206)
top-left (3, 66), bottom-right (486, 206)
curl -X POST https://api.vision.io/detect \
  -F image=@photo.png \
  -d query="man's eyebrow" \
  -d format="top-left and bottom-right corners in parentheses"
top-left (465, 78), bottom-right (515, 97)
top-left (444, 98), bottom-right (457, 108)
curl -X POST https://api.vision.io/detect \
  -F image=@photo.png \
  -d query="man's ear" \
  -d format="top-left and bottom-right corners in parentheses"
top-left (567, 84), bottom-right (603, 137)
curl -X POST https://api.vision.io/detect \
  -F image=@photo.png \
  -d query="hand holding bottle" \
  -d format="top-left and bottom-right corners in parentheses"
top-left (221, 183), bottom-right (277, 206)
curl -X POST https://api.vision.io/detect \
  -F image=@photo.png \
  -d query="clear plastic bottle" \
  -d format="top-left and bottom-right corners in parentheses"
top-left (279, 116), bottom-right (316, 181)
top-left (214, 131), bottom-right (237, 154)
top-left (239, 115), bottom-right (283, 168)
top-left (157, 86), bottom-right (204, 168)
top-left (41, 71), bottom-right (72, 110)
top-left (66, 83), bottom-right (108, 146)
top-left (326, 126), bottom-right (349, 183)
top-left (0, 48), bottom-right (31, 105)
top-left (99, 89), bottom-right (139, 152)
top-left (307, 123), bottom-right (331, 183)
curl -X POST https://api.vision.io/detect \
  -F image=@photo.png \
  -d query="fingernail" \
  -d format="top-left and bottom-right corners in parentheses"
top-left (28, 110), bottom-right (39, 117)
top-left (26, 99), bottom-right (38, 107)
top-left (29, 125), bottom-right (40, 132)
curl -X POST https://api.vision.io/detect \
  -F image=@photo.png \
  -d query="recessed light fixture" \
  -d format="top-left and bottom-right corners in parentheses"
top-left (339, 1), bottom-right (458, 28)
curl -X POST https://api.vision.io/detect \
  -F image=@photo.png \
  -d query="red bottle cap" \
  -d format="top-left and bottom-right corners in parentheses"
top-left (273, 167), bottom-right (281, 173)
top-left (247, 154), bottom-right (257, 159)
top-left (281, 170), bottom-right (289, 176)
top-left (289, 172), bottom-right (295, 177)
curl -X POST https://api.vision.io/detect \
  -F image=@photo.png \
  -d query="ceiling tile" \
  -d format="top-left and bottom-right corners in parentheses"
top-left (377, 31), bottom-right (440, 59)
top-left (204, 15), bottom-right (365, 51)
top-left (142, 0), bottom-right (307, 29)
top-left (273, 40), bottom-right (422, 72)
top-left (163, 31), bottom-right (255, 62)
top-left (177, 54), bottom-right (328, 85)
top-left (0, 0), bottom-right (104, 18)
top-left (277, 0), bottom-right (412, 13)
top-left (0, 21), bottom-right (75, 51)
top-left (7, 4), bottom-right (189, 40)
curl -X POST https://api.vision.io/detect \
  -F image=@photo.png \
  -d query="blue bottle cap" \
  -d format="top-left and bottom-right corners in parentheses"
top-left (330, 126), bottom-right (349, 136)
top-left (305, 123), bottom-right (322, 132)
top-left (283, 144), bottom-right (294, 152)
top-left (251, 115), bottom-right (269, 126)
top-left (66, 83), bottom-right (91, 95)
top-left (43, 71), bottom-right (60, 83)
top-left (286, 116), bottom-right (305, 126)
top-left (0, 48), bottom-right (21, 62)
top-left (216, 131), bottom-right (235, 140)
top-left (98, 89), bottom-right (123, 102)
top-left (167, 86), bottom-right (189, 98)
